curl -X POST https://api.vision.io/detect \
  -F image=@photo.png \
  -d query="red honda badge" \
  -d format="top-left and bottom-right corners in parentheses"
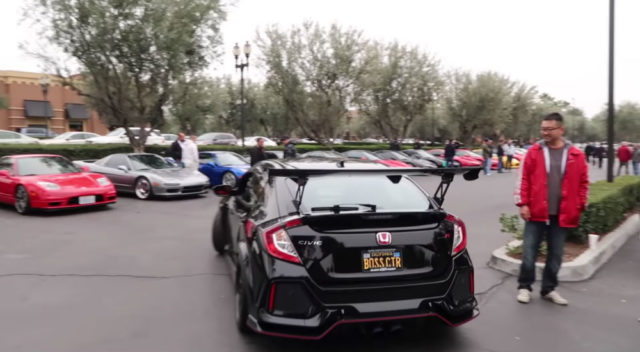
top-left (376, 232), bottom-right (392, 245)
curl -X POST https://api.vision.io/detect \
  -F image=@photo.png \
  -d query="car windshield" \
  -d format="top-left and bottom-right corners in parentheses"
top-left (387, 151), bottom-right (409, 160)
top-left (216, 153), bottom-right (247, 166)
top-left (290, 174), bottom-right (432, 213)
top-left (106, 128), bottom-right (124, 136)
top-left (16, 156), bottom-right (79, 176)
top-left (128, 154), bottom-right (173, 170)
top-left (197, 133), bottom-right (216, 141)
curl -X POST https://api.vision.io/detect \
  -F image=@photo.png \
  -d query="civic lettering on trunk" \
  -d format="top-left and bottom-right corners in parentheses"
top-left (298, 240), bottom-right (323, 246)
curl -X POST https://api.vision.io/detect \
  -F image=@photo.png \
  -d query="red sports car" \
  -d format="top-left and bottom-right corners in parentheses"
top-left (0, 154), bottom-right (117, 214)
top-left (342, 150), bottom-right (412, 167)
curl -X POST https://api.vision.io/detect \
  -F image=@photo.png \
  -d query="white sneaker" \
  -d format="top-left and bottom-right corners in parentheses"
top-left (543, 290), bottom-right (568, 306)
top-left (517, 289), bottom-right (531, 303)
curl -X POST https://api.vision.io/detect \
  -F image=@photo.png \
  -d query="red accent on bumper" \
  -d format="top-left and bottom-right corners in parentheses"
top-left (248, 311), bottom-right (478, 340)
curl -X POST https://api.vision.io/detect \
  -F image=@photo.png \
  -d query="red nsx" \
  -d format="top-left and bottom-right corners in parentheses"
top-left (0, 154), bottom-right (117, 214)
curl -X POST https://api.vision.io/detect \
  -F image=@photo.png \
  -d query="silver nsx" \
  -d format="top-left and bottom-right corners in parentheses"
top-left (75, 153), bottom-right (209, 199)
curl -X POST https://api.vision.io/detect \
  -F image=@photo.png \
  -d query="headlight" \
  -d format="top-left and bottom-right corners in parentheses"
top-left (97, 177), bottom-right (111, 186)
top-left (37, 181), bottom-right (61, 190)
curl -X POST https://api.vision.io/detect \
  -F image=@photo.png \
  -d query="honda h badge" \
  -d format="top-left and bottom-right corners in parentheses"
top-left (376, 232), bottom-right (392, 245)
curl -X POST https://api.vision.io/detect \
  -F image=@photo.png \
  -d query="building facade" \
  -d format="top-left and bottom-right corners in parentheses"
top-left (0, 71), bottom-right (109, 134)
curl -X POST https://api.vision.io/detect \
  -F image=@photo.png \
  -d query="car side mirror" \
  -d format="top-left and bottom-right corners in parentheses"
top-left (117, 165), bottom-right (129, 172)
top-left (80, 166), bottom-right (90, 172)
top-left (0, 170), bottom-right (10, 177)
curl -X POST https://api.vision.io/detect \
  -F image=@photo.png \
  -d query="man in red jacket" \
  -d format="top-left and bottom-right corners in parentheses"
top-left (514, 112), bottom-right (589, 305)
top-left (616, 142), bottom-right (632, 176)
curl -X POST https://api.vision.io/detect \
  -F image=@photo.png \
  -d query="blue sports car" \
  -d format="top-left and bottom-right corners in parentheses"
top-left (198, 151), bottom-right (249, 187)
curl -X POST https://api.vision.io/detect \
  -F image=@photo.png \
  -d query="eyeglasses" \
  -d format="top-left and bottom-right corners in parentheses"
top-left (540, 127), bottom-right (561, 132)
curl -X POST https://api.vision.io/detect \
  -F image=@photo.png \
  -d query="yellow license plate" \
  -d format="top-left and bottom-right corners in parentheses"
top-left (362, 248), bottom-right (403, 272)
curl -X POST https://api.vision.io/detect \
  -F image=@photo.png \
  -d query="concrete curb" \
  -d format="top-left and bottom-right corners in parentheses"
top-left (488, 214), bottom-right (640, 281)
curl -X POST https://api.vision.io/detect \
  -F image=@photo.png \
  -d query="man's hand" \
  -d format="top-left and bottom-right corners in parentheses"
top-left (520, 205), bottom-right (531, 221)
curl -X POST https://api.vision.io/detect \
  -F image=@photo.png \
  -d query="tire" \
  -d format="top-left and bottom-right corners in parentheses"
top-left (134, 177), bottom-right (153, 200)
top-left (221, 171), bottom-right (237, 187)
top-left (14, 185), bottom-right (31, 215)
top-left (211, 208), bottom-right (228, 254)
top-left (234, 272), bottom-right (250, 334)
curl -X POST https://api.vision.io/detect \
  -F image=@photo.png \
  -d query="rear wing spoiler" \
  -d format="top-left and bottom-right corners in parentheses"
top-left (268, 167), bottom-right (482, 207)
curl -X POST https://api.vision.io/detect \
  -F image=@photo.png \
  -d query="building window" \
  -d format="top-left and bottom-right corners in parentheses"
top-left (69, 121), bottom-right (84, 131)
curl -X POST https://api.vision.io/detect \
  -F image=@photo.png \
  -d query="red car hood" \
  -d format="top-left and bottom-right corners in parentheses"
top-left (377, 159), bottom-right (412, 168)
top-left (27, 173), bottom-right (103, 188)
top-left (455, 156), bottom-right (482, 167)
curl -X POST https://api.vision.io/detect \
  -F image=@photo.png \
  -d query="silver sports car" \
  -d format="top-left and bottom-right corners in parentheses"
top-left (75, 153), bottom-right (210, 199)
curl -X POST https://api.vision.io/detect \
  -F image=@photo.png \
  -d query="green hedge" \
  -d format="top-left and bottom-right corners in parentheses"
top-left (572, 176), bottom-right (640, 243)
top-left (0, 143), bottom-right (445, 160)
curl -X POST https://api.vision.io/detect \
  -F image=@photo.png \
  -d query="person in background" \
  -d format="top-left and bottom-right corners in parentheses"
top-left (389, 139), bottom-right (401, 151)
top-left (584, 142), bottom-right (594, 164)
top-left (169, 132), bottom-right (186, 168)
top-left (412, 138), bottom-right (423, 150)
top-left (282, 136), bottom-right (297, 159)
top-left (482, 139), bottom-right (493, 175)
top-left (504, 139), bottom-right (515, 172)
top-left (616, 141), bottom-right (632, 176)
top-left (497, 139), bottom-right (505, 173)
top-left (250, 137), bottom-right (267, 166)
top-left (444, 139), bottom-right (456, 167)
top-left (632, 143), bottom-right (640, 176)
top-left (181, 135), bottom-right (199, 170)
top-left (514, 112), bottom-right (589, 306)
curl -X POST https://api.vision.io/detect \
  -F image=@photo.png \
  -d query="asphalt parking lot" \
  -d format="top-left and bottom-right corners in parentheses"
top-left (0, 164), bottom-right (638, 352)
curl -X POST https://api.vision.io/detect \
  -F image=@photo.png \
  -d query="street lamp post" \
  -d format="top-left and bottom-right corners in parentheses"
top-left (233, 42), bottom-right (251, 148)
top-left (607, 0), bottom-right (615, 182)
top-left (40, 75), bottom-right (51, 134)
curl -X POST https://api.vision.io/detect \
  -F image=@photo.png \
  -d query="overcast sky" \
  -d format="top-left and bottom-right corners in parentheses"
top-left (2, 0), bottom-right (638, 117)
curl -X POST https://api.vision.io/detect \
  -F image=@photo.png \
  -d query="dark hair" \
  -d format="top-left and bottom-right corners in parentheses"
top-left (543, 112), bottom-right (564, 124)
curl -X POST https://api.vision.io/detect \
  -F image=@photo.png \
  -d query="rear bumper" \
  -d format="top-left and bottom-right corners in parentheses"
top-left (246, 253), bottom-right (477, 340)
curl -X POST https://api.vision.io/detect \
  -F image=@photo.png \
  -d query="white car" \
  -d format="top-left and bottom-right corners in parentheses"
top-left (86, 127), bottom-right (166, 145)
top-left (39, 132), bottom-right (100, 144)
top-left (0, 130), bottom-right (40, 144)
top-left (237, 136), bottom-right (278, 147)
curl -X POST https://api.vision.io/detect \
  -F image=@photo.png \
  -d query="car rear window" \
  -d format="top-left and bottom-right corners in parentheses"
top-left (287, 174), bottom-right (433, 213)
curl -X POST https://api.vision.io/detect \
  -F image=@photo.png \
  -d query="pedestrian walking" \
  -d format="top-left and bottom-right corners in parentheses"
top-left (169, 132), bottom-right (186, 168)
top-left (444, 139), bottom-right (456, 167)
top-left (389, 139), bottom-right (401, 151)
top-left (505, 139), bottom-right (515, 172)
top-left (584, 143), bottom-right (594, 163)
top-left (181, 135), bottom-right (200, 170)
top-left (593, 143), bottom-right (605, 168)
top-left (482, 139), bottom-right (493, 175)
top-left (282, 136), bottom-right (297, 159)
top-left (616, 142), bottom-right (632, 176)
top-left (249, 137), bottom-right (267, 166)
top-left (412, 138), bottom-right (423, 150)
top-left (632, 144), bottom-right (640, 176)
top-left (497, 140), bottom-right (505, 173)
top-left (514, 112), bottom-right (589, 306)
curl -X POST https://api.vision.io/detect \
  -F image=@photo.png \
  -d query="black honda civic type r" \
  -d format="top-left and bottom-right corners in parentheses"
top-left (211, 158), bottom-right (481, 339)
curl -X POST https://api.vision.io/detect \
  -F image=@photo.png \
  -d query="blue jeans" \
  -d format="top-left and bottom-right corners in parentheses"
top-left (517, 216), bottom-right (567, 295)
top-left (483, 158), bottom-right (491, 174)
top-left (497, 157), bottom-right (503, 172)
top-left (633, 162), bottom-right (639, 176)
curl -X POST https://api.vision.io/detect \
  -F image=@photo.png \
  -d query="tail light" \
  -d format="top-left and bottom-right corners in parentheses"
top-left (446, 214), bottom-right (467, 256)
top-left (261, 217), bottom-right (303, 264)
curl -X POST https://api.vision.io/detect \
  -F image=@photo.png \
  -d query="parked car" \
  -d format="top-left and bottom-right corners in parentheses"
top-left (86, 128), bottom-right (166, 145)
top-left (210, 158), bottom-right (481, 338)
top-left (0, 130), bottom-right (40, 144)
top-left (342, 150), bottom-right (412, 168)
top-left (300, 150), bottom-right (346, 159)
top-left (0, 154), bottom-right (116, 214)
top-left (401, 149), bottom-right (457, 168)
top-left (196, 132), bottom-right (237, 145)
top-left (198, 151), bottom-right (249, 187)
top-left (374, 150), bottom-right (437, 168)
top-left (74, 153), bottom-right (209, 199)
top-left (468, 149), bottom-right (520, 169)
top-left (427, 149), bottom-right (482, 167)
top-left (39, 132), bottom-right (100, 144)
top-left (162, 133), bottom-right (178, 143)
top-left (19, 127), bottom-right (58, 139)
top-left (237, 136), bottom-right (278, 147)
